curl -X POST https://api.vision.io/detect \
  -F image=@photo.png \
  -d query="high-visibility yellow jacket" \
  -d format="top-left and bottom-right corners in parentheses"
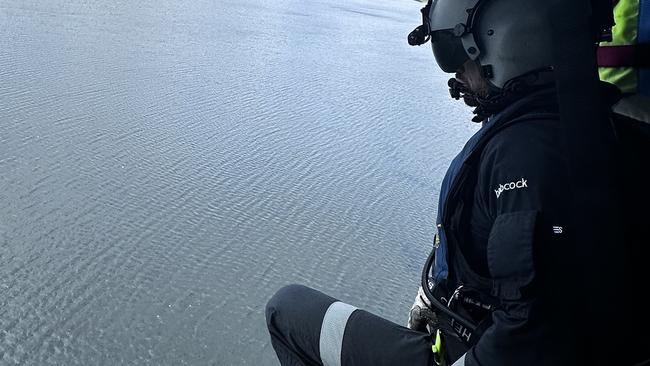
top-left (598, 0), bottom-right (649, 96)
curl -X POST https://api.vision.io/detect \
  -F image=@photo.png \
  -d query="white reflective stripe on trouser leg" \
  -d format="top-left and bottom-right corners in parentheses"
top-left (319, 301), bottom-right (358, 366)
top-left (452, 353), bottom-right (466, 366)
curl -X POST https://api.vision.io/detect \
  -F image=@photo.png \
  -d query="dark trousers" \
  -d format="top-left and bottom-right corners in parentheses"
top-left (265, 284), bottom-right (435, 366)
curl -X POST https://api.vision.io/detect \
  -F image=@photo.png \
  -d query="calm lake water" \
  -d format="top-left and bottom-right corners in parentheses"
top-left (0, 0), bottom-right (477, 364)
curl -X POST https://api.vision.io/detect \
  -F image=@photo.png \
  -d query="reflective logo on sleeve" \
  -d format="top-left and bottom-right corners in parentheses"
top-left (494, 178), bottom-right (528, 198)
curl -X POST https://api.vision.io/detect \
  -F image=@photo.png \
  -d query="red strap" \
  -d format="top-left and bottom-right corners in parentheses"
top-left (597, 44), bottom-right (650, 67)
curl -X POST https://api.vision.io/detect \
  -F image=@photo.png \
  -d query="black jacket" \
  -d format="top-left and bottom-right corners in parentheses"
top-left (434, 85), bottom-right (649, 365)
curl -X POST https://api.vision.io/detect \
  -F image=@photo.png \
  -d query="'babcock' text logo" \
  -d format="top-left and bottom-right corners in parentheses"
top-left (494, 178), bottom-right (528, 198)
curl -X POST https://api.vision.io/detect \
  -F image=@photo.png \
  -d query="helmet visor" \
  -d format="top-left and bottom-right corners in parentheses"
top-left (431, 31), bottom-right (469, 73)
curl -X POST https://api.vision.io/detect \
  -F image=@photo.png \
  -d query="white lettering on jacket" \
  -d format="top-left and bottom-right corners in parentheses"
top-left (494, 178), bottom-right (528, 198)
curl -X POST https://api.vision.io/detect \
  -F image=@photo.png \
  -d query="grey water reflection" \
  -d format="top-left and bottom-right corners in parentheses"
top-left (0, 0), bottom-right (477, 364)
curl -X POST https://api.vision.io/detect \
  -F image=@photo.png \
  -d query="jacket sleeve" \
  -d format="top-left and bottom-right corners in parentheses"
top-left (462, 121), bottom-right (576, 366)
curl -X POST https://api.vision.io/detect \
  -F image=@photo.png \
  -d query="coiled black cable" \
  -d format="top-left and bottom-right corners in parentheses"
top-left (420, 247), bottom-right (478, 332)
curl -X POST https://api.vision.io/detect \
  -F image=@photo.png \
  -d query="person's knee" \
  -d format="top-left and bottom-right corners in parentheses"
top-left (265, 284), bottom-right (310, 328)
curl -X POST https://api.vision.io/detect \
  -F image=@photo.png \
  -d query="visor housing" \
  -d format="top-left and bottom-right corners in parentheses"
top-left (427, 0), bottom-right (480, 73)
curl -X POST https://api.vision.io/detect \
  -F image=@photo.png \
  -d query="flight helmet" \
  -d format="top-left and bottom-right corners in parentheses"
top-left (409, 0), bottom-right (556, 90)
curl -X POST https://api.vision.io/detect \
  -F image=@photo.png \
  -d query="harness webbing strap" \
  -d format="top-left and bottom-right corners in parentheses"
top-left (597, 44), bottom-right (650, 66)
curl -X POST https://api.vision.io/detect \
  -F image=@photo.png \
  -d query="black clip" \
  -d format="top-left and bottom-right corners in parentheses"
top-left (407, 0), bottom-right (432, 46)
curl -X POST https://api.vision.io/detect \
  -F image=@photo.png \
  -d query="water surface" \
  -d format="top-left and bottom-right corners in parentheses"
top-left (0, 0), bottom-right (477, 364)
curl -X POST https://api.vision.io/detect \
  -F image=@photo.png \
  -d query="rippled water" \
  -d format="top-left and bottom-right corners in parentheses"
top-left (0, 0), bottom-right (477, 364)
